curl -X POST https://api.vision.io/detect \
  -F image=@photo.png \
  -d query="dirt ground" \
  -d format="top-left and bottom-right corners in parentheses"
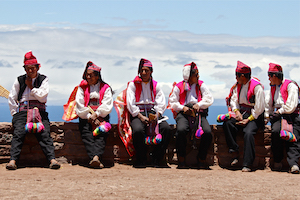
top-left (0, 163), bottom-right (299, 200)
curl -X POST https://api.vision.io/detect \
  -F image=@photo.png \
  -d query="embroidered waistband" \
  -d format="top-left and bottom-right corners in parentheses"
top-left (137, 104), bottom-right (154, 112)
top-left (19, 100), bottom-right (46, 112)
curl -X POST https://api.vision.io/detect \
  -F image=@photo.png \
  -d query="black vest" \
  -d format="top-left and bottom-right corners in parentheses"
top-left (17, 74), bottom-right (47, 101)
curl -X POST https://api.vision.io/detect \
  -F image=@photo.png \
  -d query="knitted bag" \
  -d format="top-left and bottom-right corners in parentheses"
top-left (25, 107), bottom-right (45, 133)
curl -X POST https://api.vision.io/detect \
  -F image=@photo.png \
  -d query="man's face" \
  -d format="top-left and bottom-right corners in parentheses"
top-left (140, 66), bottom-right (152, 82)
top-left (25, 65), bottom-right (39, 78)
top-left (236, 74), bottom-right (245, 85)
top-left (86, 69), bottom-right (99, 85)
top-left (268, 74), bottom-right (277, 85)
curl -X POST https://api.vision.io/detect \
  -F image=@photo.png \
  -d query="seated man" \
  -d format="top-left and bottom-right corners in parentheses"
top-left (223, 61), bottom-right (265, 172)
top-left (265, 63), bottom-right (300, 174)
top-left (6, 51), bottom-right (60, 170)
top-left (126, 58), bottom-right (171, 168)
top-left (168, 62), bottom-right (214, 169)
top-left (75, 61), bottom-right (113, 168)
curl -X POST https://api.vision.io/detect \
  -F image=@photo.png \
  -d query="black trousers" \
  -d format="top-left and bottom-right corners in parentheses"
top-left (175, 112), bottom-right (212, 161)
top-left (131, 116), bottom-right (171, 164)
top-left (79, 117), bottom-right (109, 160)
top-left (223, 112), bottom-right (264, 167)
top-left (271, 114), bottom-right (300, 167)
top-left (10, 111), bottom-right (55, 162)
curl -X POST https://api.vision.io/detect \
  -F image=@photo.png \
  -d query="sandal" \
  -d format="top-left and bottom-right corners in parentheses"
top-left (6, 163), bottom-right (17, 170)
top-left (49, 161), bottom-right (61, 169)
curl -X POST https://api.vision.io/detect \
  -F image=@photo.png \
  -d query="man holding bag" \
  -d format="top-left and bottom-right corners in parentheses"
top-left (6, 51), bottom-right (60, 170)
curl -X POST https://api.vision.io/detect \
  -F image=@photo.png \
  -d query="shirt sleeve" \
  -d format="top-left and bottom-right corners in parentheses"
top-left (264, 92), bottom-right (273, 119)
top-left (95, 87), bottom-right (113, 118)
top-left (230, 87), bottom-right (240, 111)
top-left (8, 79), bottom-right (20, 116)
top-left (30, 76), bottom-right (49, 103)
top-left (154, 84), bottom-right (166, 115)
top-left (251, 84), bottom-right (265, 119)
top-left (126, 82), bottom-right (140, 117)
top-left (277, 82), bottom-right (299, 114)
top-left (196, 83), bottom-right (214, 109)
top-left (168, 85), bottom-right (185, 112)
top-left (75, 86), bottom-right (91, 119)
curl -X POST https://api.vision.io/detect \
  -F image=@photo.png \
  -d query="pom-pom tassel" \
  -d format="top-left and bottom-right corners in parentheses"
top-left (217, 112), bottom-right (235, 123)
top-left (25, 122), bottom-right (45, 133)
top-left (93, 121), bottom-right (112, 136)
top-left (195, 127), bottom-right (204, 139)
top-left (280, 130), bottom-right (297, 142)
top-left (145, 133), bottom-right (162, 145)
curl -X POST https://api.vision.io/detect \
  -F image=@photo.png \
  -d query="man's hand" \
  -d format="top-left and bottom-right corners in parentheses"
top-left (138, 113), bottom-right (149, 124)
top-left (236, 118), bottom-right (250, 126)
top-left (269, 112), bottom-right (281, 122)
top-left (192, 104), bottom-right (200, 112)
top-left (25, 76), bottom-right (33, 90)
top-left (235, 110), bottom-right (243, 121)
top-left (88, 113), bottom-right (100, 126)
top-left (183, 106), bottom-right (190, 113)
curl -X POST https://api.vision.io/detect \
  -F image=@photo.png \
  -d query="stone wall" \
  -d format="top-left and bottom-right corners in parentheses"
top-left (0, 122), bottom-right (297, 169)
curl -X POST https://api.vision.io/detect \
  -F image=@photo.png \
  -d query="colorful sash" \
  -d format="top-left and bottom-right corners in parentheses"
top-left (62, 86), bottom-right (79, 121)
top-left (113, 88), bottom-right (135, 157)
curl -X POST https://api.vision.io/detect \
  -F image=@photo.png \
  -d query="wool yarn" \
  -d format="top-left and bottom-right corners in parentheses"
top-left (280, 130), bottom-right (297, 142)
top-left (93, 121), bottom-right (112, 136)
top-left (217, 112), bottom-right (235, 123)
top-left (145, 133), bottom-right (162, 145)
top-left (25, 122), bottom-right (45, 133)
top-left (195, 127), bottom-right (204, 139)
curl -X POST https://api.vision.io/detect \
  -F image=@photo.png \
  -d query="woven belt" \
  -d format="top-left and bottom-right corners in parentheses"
top-left (19, 100), bottom-right (46, 112)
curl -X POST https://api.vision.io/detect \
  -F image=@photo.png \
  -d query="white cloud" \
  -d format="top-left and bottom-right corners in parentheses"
top-left (0, 24), bottom-right (299, 106)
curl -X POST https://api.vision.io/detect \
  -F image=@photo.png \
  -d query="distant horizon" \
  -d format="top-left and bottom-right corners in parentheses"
top-left (0, 104), bottom-right (228, 125)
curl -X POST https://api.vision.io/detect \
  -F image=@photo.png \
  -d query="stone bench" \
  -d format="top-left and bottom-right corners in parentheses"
top-left (0, 122), bottom-right (298, 169)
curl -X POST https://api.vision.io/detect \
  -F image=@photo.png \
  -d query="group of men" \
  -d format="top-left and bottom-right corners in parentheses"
top-left (5, 51), bottom-right (300, 174)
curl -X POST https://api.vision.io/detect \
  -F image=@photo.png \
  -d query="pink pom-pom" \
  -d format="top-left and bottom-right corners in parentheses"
top-left (195, 127), bottom-right (204, 139)
top-left (25, 122), bottom-right (44, 133)
top-left (145, 134), bottom-right (162, 145)
top-left (93, 122), bottom-right (112, 136)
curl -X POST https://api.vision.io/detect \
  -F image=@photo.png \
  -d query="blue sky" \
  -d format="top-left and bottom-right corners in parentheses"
top-left (1, 0), bottom-right (299, 37)
top-left (0, 0), bottom-right (299, 105)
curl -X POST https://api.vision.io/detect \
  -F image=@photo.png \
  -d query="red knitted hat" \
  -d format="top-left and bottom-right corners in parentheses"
top-left (268, 63), bottom-right (282, 72)
top-left (138, 58), bottom-right (153, 73)
top-left (24, 51), bottom-right (40, 66)
top-left (236, 61), bottom-right (251, 74)
top-left (86, 61), bottom-right (101, 72)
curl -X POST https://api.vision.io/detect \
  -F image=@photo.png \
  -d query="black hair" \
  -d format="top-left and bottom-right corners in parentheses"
top-left (268, 72), bottom-right (283, 80)
top-left (236, 72), bottom-right (251, 79)
top-left (189, 62), bottom-right (199, 78)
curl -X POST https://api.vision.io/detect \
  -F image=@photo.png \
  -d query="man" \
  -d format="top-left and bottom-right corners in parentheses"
top-left (168, 62), bottom-right (213, 169)
top-left (223, 61), bottom-right (265, 172)
top-left (6, 51), bottom-right (60, 170)
top-left (265, 63), bottom-right (300, 174)
top-left (126, 58), bottom-right (171, 168)
top-left (75, 61), bottom-right (113, 168)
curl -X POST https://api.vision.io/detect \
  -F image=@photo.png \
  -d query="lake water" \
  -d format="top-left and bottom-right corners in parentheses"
top-left (0, 104), bottom-right (228, 125)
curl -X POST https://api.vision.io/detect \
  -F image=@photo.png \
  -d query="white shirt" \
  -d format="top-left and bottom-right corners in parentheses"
top-left (168, 82), bottom-right (214, 112)
top-left (126, 81), bottom-right (166, 117)
top-left (230, 79), bottom-right (265, 119)
top-left (8, 73), bottom-right (49, 116)
top-left (265, 80), bottom-right (299, 118)
top-left (75, 82), bottom-right (113, 119)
